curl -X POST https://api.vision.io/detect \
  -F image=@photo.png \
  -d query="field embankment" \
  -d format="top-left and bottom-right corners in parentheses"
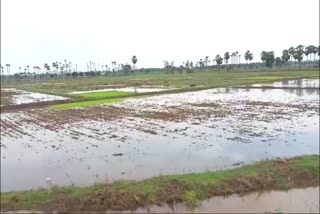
top-left (1, 155), bottom-right (319, 212)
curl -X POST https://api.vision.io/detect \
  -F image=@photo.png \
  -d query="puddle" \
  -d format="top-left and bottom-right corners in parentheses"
top-left (1, 79), bottom-right (319, 192)
top-left (69, 86), bottom-right (175, 94)
top-left (125, 187), bottom-right (319, 213)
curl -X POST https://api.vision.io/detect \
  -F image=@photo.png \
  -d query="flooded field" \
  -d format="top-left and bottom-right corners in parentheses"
top-left (0, 88), bottom-right (68, 106)
top-left (128, 187), bottom-right (320, 213)
top-left (1, 79), bottom-right (319, 192)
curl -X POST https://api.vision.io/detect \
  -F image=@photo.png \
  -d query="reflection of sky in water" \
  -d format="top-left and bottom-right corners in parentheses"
top-left (1, 79), bottom-right (319, 192)
top-left (133, 187), bottom-right (320, 213)
top-left (9, 89), bottom-right (68, 105)
top-left (252, 79), bottom-right (319, 88)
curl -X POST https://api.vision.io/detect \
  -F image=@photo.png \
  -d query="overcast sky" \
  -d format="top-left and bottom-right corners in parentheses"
top-left (1, 0), bottom-right (319, 72)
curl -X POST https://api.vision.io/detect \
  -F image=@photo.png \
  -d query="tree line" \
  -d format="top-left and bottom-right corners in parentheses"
top-left (1, 45), bottom-right (319, 81)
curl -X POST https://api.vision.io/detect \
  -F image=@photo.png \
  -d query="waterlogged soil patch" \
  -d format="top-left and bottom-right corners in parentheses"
top-left (0, 89), bottom-right (20, 106)
top-left (1, 155), bottom-right (318, 212)
top-left (0, 88), bottom-right (68, 109)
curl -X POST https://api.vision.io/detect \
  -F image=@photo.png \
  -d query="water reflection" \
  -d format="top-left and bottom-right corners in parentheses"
top-left (245, 79), bottom-right (319, 96)
top-left (129, 187), bottom-right (320, 213)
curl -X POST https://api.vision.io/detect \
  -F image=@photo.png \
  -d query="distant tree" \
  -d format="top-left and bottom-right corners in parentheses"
top-left (44, 63), bottom-right (50, 73)
top-left (235, 51), bottom-right (239, 64)
top-left (305, 46), bottom-right (313, 61)
top-left (288, 47), bottom-right (295, 62)
top-left (244, 50), bottom-right (253, 64)
top-left (131, 56), bottom-right (138, 69)
top-left (79, 72), bottom-right (84, 76)
top-left (204, 56), bottom-right (209, 67)
top-left (260, 51), bottom-right (267, 64)
top-left (281, 50), bottom-right (290, 68)
top-left (190, 61), bottom-right (194, 68)
top-left (275, 57), bottom-right (282, 66)
top-left (72, 71), bottom-right (78, 77)
top-left (215, 55), bottom-right (223, 70)
top-left (294, 45), bottom-right (304, 69)
top-left (265, 51), bottom-right (275, 68)
top-left (312, 45), bottom-right (318, 61)
top-left (122, 64), bottom-right (132, 74)
top-left (89, 71), bottom-right (96, 76)
top-left (198, 59), bottom-right (204, 68)
top-left (224, 52), bottom-right (230, 65)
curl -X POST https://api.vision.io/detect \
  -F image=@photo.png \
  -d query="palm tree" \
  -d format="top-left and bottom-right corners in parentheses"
top-left (199, 59), bottom-right (203, 67)
top-left (215, 55), bottom-right (223, 70)
top-left (204, 56), bottom-right (209, 67)
top-left (305, 46), bottom-right (313, 62)
top-left (131, 56), bottom-right (138, 69)
top-left (235, 51), bottom-right (239, 64)
top-left (52, 62), bottom-right (56, 72)
top-left (294, 45), bottom-right (305, 69)
top-left (244, 50), bottom-right (253, 64)
top-left (281, 49), bottom-right (290, 68)
top-left (224, 52), bottom-right (230, 65)
top-left (312, 45), bottom-right (318, 61)
top-left (288, 47), bottom-right (295, 62)
top-left (231, 52), bottom-right (236, 64)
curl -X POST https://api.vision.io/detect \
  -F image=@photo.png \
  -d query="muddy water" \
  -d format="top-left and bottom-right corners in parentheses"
top-left (1, 79), bottom-right (319, 192)
top-left (125, 187), bottom-right (319, 213)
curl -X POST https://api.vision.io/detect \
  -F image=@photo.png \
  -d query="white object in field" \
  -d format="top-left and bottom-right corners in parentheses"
top-left (46, 177), bottom-right (52, 193)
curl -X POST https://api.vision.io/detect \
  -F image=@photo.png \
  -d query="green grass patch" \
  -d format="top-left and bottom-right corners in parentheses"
top-left (239, 76), bottom-right (288, 81)
top-left (51, 98), bottom-right (121, 109)
top-left (1, 155), bottom-right (319, 212)
top-left (78, 91), bottom-right (135, 100)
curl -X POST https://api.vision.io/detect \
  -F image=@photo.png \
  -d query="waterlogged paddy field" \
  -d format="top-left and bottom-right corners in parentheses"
top-left (0, 88), bottom-right (68, 106)
top-left (0, 79), bottom-right (319, 192)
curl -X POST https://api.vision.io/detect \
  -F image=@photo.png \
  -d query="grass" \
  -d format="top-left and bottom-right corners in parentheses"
top-left (78, 91), bottom-right (135, 100)
top-left (1, 155), bottom-right (319, 212)
top-left (50, 91), bottom-right (133, 109)
top-left (51, 98), bottom-right (121, 109)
